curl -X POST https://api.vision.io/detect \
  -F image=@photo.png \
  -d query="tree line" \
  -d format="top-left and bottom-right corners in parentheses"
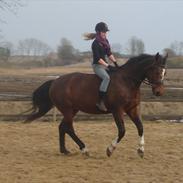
top-left (0, 36), bottom-right (183, 67)
top-left (0, 36), bottom-right (145, 63)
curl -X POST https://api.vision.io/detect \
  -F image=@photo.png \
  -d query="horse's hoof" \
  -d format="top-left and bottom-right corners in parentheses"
top-left (137, 148), bottom-right (144, 158)
top-left (106, 147), bottom-right (112, 157)
top-left (60, 149), bottom-right (70, 155)
top-left (81, 148), bottom-right (89, 156)
top-left (83, 151), bottom-right (90, 157)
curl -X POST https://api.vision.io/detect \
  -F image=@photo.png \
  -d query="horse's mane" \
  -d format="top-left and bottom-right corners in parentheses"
top-left (120, 54), bottom-right (155, 68)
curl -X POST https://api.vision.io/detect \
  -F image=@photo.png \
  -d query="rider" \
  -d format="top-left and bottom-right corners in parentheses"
top-left (83, 22), bottom-right (118, 111)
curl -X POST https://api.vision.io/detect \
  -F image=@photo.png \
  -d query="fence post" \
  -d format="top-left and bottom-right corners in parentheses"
top-left (53, 107), bottom-right (57, 122)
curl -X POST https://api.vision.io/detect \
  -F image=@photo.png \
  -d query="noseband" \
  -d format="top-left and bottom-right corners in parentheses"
top-left (143, 63), bottom-right (165, 87)
top-left (142, 78), bottom-right (162, 87)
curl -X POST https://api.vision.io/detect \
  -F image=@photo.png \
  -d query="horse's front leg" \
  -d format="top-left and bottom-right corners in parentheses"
top-left (106, 109), bottom-right (125, 157)
top-left (126, 106), bottom-right (145, 158)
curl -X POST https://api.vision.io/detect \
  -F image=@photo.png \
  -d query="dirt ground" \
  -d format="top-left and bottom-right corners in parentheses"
top-left (0, 61), bottom-right (182, 182)
top-left (0, 120), bottom-right (182, 183)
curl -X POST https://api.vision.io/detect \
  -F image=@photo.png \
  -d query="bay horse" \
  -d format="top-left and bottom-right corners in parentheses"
top-left (25, 53), bottom-right (168, 158)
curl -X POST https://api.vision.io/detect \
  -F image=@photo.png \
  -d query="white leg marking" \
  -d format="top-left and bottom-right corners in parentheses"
top-left (108, 137), bottom-right (118, 153)
top-left (81, 147), bottom-right (89, 154)
top-left (139, 135), bottom-right (145, 152)
top-left (112, 137), bottom-right (118, 147)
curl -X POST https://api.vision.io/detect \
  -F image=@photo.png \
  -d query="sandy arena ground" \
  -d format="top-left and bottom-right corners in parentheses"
top-left (0, 120), bottom-right (182, 183)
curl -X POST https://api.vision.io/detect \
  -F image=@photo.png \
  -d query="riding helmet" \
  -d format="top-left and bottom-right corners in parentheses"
top-left (95, 22), bottom-right (109, 32)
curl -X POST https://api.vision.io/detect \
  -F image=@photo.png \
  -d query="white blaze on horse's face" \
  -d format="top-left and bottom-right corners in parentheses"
top-left (161, 68), bottom-right (166, 81)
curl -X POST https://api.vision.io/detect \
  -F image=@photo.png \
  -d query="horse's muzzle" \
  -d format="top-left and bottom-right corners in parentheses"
top-left (152, 84), bottom-right (165, 96)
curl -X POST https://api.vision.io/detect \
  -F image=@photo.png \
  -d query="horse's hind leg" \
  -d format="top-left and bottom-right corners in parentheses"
top-left (59, 119), bottom-right (70, 154)
top-left (59, 109), bottom-right (88, 155)
top-left (66, 122), bottom-right (89, 155)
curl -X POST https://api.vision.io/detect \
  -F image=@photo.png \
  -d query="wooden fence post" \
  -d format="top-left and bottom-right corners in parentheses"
top-left (53, 107), bottom-right (57, 122)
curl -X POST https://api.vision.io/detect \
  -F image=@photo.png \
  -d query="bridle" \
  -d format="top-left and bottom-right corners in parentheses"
top-left (119, 54), bottom-right (167, 88)
top-left (142, 64), bottom-right (166, 87)
top-left (142, 79), bottom-right (162, 87)
top-left (133, 57), bottom-right (166, 87)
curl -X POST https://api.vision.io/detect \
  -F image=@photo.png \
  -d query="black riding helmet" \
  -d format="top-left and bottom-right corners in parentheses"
top-left (95, 22), bottom-right (109, 32)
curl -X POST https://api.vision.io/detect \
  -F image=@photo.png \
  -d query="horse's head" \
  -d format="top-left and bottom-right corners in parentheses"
top-left (145, 52), bottom-right (168, 96)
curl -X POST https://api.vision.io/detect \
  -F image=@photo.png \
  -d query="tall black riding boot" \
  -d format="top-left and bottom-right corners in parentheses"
top-left (96, 91), bottom-right (107, 112)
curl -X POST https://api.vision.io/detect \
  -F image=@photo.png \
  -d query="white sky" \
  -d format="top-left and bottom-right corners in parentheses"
top-left (1, 0), bottom-right (183, 54)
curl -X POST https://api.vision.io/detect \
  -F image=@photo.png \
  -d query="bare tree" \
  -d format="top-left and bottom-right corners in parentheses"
top-left (136, 40), bottom-right (145, 55)
top-left (17, 38), bottom-right (52, 56)
top-left (170, 41), bottom-right (183, 56)
top-left (127, 36), bottom-right (145, 56)
top-left (170, 41), bottom-right (179, 55)
top-left (128, 36), bottom-right (136, 56)
top-left (179, 42), bottom-right (183, 56)
top-left (57, 38), bottom-right (76, 64)
top-left (0, 47), bottom-right (10, 62)
top-left (0, 41), bottom-right (14, 55)
top-left (0, 0), bottom-right (23, 39)
top-left (0, 0), bottom-right (22, 14)
top-left (163, 48), bottom-right (176, 57)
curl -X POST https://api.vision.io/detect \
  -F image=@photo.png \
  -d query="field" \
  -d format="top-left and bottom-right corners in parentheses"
top-left (0, 120), bottom-right (182, 183)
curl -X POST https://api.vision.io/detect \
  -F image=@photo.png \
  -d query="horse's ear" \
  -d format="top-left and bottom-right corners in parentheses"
top-left (155, 52), bottom-right (160, 61)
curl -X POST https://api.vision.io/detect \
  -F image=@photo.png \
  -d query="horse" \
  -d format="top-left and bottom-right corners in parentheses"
top-left (25, 52), bottom-right (168, 158)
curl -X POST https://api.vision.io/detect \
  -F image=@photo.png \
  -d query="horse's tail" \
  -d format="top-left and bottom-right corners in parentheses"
top-left (24, 79), bottom-right (54, 123)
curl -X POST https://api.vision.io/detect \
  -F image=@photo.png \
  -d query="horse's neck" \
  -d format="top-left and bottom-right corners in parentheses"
top-left (119, 63), bottom-right (146, 88)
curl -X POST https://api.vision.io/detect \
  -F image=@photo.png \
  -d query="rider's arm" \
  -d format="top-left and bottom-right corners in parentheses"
top-left (108, 54), bottom-right (117, 63)
top-left (106, 46), bottom-right (117, 64)
top-left (108, 54), bottom-right (119, 67)
top-left (98, 59), bottom-right (109, 67)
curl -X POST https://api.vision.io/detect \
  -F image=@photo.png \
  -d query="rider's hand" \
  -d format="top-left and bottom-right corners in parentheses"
top-left (107, 65), bottom-right (117, 72)
top-left (114, 62), bottom-right (119, 68)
